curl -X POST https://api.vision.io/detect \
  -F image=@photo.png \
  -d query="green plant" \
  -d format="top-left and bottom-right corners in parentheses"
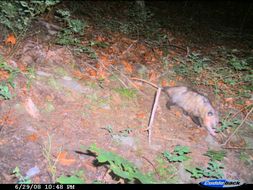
top-left (188, 53), bottom-right (210, 74)
top-left (163, 146), bottom-right (191, 162)
top-left (25, 66), bottom-right (36, 90)
top-left (55, 9), bottom-right (98, 58)
top-left (186, 160), bottom-right (224, 179)
top-left (228, 55), bottom-right (250, 71)
top-left (0, 0), bottom-right (60, 35)
top-left (12, 167), bottom-right (32, 184)
top-left (0, 84), bottom-right (11, 100)
top-left (0, 57), bottom-right (20, 88)
top-left (88, 144), bottom-right (155, 184)
top-left (0, 57), bottom-right (21, 99)
top-left (216, 118), bottom-right (242, 133)
top-left (204, 150), bottom-right (226, 161)
top-left (56, 170), bottom-right (85, 184)
top-left (154, 156), bottom-right (178, 183)
top-left (102, 125), bottom-right (132, 138)
top-left (114, 88), bottom-right (137, 99)
top-left (42, 134), bottom-right (61, 182)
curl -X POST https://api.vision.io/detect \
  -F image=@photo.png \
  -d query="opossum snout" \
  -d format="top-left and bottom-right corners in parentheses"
top-left (203, 111), bottom-right (219, 136)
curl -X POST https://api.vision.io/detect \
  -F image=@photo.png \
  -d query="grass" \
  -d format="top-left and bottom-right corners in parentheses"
top-left (42, 134), bottom-right (61, 183)
top-left (114, 87), bottom-right (137, 100)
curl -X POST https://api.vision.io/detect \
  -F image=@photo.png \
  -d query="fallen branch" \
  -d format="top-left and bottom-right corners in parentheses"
top-left (147, 87), bottom-right (162, 145)
top-left (221, 106), bottom-right (253, 146)
top-left (97, 60), bottom-right (128, 88)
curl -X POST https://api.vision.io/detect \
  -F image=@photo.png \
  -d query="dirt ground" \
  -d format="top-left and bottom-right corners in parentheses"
top-left (0, 10), bottom-right (253, 184)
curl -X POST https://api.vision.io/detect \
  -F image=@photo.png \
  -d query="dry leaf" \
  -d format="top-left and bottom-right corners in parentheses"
top-left (122, 60), bottom-right (133, 73)
top-left (25, 133), bottom-right (38, 142)
top-left (161, 80), bottom-right (168, 87)
top-left (175, 111), bottom-right (182, 117)
top-left (58, 151), bottom-right (76, 166)
top-left (5, 34), bottom-right (16, 45)
top-left (149, 70), bottom-right (157, 82)
top-left (136, 112), bottom-right (145, 119)
top-left (168, 80), bottom-right (176, 87)
top-left (225, 97), bottom-right (234, 103)
top-left (87, 68), bottom-right (97, 77)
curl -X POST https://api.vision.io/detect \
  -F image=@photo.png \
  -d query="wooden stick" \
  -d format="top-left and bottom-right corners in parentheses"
top-left (221, 106), bottom-right (253, 146)
top-left (147, 87), bottom-right (162, 145)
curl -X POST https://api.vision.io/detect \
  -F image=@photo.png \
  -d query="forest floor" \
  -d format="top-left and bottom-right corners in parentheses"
top-left (0, 2), bottom-right (253, 184)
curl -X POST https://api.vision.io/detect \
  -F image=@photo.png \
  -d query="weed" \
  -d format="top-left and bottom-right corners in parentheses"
top-left (0, 84), bottom-right (12, 100)
top-left (102, 125), bottom-right (132, 138)
top-left (163, 145), bottom-right (191, 162)
top-left (186, 160), bottom-right (224, 179)
top-left (24, 66), bottom-right (36, 90)
top-left (88, 144), bottom-right (155, 184)
top-left (0, 56), bottom-right (20, 99)
top-left (12, 167), bottom-right (32, 184)
top-left (204, 150), bottom-right (226, 162)
top-left (154, 156), bottom-right (178, 183)
top-left (42, 134), bottom-right (61, 183)
top-left (114, 87), bottom-right (137, 99)
top-left (216, 118), bottom-right (242, 133)
top-left (0, 1), bottom-right (60, 35)
top-left (56, 170), bottom-right (85, 184)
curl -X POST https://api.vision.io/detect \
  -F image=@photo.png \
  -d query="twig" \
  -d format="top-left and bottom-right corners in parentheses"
top-left (223, 147), bottom-right (253, 150)
top-left (97, 60), bottom-right (128, 88)
top-left (121, 40), bottom-right (138, 55)
top-left (148, 87), bottom-right (162, 145)
top-left (109, 64), bottom-right (147, 96)
top-left (142, 156), bottom-right (161, 180)
top-left (221, 106), bottom-right (253, 146)
top-left (228, 103), bottom-right (253, 121)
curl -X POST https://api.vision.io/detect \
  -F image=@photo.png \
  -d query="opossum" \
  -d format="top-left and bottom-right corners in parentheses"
top-left (132, 78), bottom-right (219, 136)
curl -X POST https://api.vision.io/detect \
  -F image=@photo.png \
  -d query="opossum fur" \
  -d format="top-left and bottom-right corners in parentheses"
top-left (132, 78), bottom-right (219, 136)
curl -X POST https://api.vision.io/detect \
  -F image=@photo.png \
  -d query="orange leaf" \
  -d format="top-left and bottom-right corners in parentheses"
top-left (58, 151), bottom-right (76, 166)
top-left (245, 100), bottom-right (253, 106)
top-left (148, 70), bottom-right (157, 82)
top-left (97, 68), bottom-right (108, 79)
top-left (5, 34), bottom-right (16, 45)
top-left (86, 68), bottom-right (97, 77)
top-left (161, 80), bottom-right (168, 87)
top-left (122, 60), bottom-right (133, 73)
top-left (175, 111), bottom-right (182, 117)
top-left (25, 133), bottom-right (38, 142)
top-left (136, 112), bottom-right (145, 119)
top-left (168, 80), bottom-right (176, 87)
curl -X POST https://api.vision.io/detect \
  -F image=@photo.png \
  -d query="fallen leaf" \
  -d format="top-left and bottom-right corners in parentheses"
top-left (5, 34), bottom-right (16, 45)
top-left (245, 100), bottom-right (253, 106)
top-left (161, 80), bottom-right (168, 87)
top-left (136, 112), bottom-right (145, 119)
top-left (58, 151), bottom-right (76, 166)
top-left (149, 70), bottom-right (157, 82)
top-left (122, 60), bottom-right (133, 73)
top-left (168, 80), bottom-right (176, 87)
top-left (86, 68), bottom-right (97, 77)
top-left (175, 111), bottom-right (182, 117)
top-left (24, 97), bottom-right (40, 119)
top-left (25, 133), bottom-right (38, 142)
top-left (224, 97), bottom-right (234, 103)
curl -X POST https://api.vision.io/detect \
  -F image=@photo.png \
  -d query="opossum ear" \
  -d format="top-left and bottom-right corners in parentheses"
top-left (207, 111), bottom-right (214, 116)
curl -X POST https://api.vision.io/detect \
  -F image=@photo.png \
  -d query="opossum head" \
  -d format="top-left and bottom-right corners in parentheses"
top-left (200, 99), bottom-right (219, 136)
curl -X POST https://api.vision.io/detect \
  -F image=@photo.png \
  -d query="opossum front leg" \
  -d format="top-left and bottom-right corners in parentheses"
top-left (190, 115), bottom-right (202, 127)
top-left (166, 100), bottom-right (175, 110)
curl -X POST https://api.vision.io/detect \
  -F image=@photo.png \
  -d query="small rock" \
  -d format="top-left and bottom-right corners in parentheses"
top-left (62, 76), bottom-right (72, 81)
top-left (112, 135), bottom-right (136, 149)
top-left (26, 166), bottom-right (40, 178)
top-left (36, 70), bottom-right (52, 77)
top-left (24, 98), bottom-right (40, 119)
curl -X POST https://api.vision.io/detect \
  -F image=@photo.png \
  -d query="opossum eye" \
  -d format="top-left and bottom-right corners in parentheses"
top-left (207, 111), bottom-right (214, 116)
